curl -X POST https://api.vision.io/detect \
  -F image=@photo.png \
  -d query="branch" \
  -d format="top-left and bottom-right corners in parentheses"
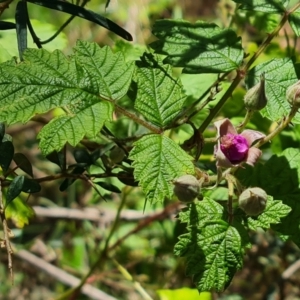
top-left (15, 249), bottom-right (117, 300)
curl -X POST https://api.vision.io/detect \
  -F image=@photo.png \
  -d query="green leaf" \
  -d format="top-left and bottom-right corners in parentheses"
top-left (13, 153), bottom-right (33, 177)
top-left (0, 41), bottom-right (134, 155)
top-left (236, 148), bottom-right (300, 246)
top-left (289, 8), bottom-right (300, 37)
top-left (174, 220), bottom-right (244, 292)
top-left (232, 0), bottom-right (288, 13)
top-left (46, 150), bottom-right (65, 169)
top-left (157, 289), bottom-right (212, 300)
top-left (73, 148), bottom-right (92, 165)
top-left (6, 176), bottom-right (24, 207)
top-left (135, 54), bottom-right (186, 127)
top-left (0, 141), bottom-right (14, 171)
top-left (246, 58), bottom-right (299, 123)
top-left (21, 178), bottom-right (41, 194)
top-left (5, 197), bottom-right (35, 228)
top-left (246, 196), bottom-right (291, 230)
top-left (178, 198), bottom-right (224, 226)
top-left (95, 181), bottom-right (121, 193)
top-left (129, 134), bottom-right (194, 204)
top-left (150, 19), bottom-right (243, 74)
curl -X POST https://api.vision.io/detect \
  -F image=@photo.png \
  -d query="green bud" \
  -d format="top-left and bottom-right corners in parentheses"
top-left (286, 80), bottom-right (300, 108)
top-left (244, 73), bottom-right (268, 111)
top-left (173, 175), bottom-right (200, 203)
top-left (109, 146), bottom-right (125, 163)
top-left (238, 187), bottom-right (267, 216)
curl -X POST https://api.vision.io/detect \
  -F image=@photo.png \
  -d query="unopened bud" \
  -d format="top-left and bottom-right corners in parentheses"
top-left (244, 73), bottom-right (268, 111)
top-left (173, 175), bottom-right (200, 203)
top-left (286, 80), bottom-right (300, 108)
top-left (109, 146), bottom-right (125, 163)
top-left (238, 187), bottom-right (267, 216)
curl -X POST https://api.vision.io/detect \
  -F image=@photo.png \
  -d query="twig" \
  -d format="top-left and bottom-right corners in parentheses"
top-left (15, 249), bottom-right (117, 300)
top-left (281, 259), bottom-right (300, 280)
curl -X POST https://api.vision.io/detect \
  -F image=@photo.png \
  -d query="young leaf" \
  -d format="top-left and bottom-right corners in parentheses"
top-left (134, 54), bottom-right (186, 127)
top-left (246, 197), bottom-right (291, 230)
top-left (0, 141), bottom-right (14, 171)
top-left (150, 20), bottom-right (243, 74)
top-left (232, 0), bottom-right (288, 13)
top-left (5, 197), bottom-right (35, 228)
top-left (13, 153), bottom-right (33, 177)
top-left (246, 58), bottom-right (299, 123)
top-left (0, 42), bottom-right (134, 155)
top-left (129, 134), bottom-right (194, 204)
top-left (174, 220), bottom-right (244, 292)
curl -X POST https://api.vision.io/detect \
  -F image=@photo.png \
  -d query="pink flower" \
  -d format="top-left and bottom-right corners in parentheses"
top-left (214, 118), bottom-right (265, 168)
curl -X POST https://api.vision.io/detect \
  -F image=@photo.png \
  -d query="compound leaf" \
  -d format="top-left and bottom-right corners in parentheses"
top-left (135, 54), bottom-right (186, 127)
top-left (246, 58), bottom-right (299, 123)
top-left (150, 19), bottom-right (243, 74)
top-left (174, 220), bottom-right (244, 292)
top-left (0, 41), bottom-right (134, 155)
top-left (246, 196), bottom-right (291, 230)
top-left (232, 0), bottom-right (288, 13)
top-left (129, 134), bottom-right (194, 204)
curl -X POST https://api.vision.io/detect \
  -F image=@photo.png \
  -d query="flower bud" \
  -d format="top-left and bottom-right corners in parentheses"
top-left (244, 73), bottom-right (268, 111)
top-left (238, 187), bottom-right (267, 216)
top-left (286, 80), bottom-right (300, 108)
top-left (173, 175), bottom-right (200, 203)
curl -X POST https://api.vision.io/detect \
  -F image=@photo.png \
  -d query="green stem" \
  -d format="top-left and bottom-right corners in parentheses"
top-left (236, 109), bottom-right (254, 133)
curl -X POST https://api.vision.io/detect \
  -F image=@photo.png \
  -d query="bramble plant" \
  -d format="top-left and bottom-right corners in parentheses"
top-left (2, 0), bottom-right (300, 298)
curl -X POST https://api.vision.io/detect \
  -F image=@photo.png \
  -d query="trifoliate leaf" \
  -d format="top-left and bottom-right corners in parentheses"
top-left (129, 134), bottom-right (194, 204)
top-left (246, 58), bottom-right (300, 123)
top-left (232, 0), bottom-right (288, 13)
top-left (178, 198), bottom-right (224, 226)
top-left (135, 54), bottom-right (186, 127)
top-left (150, 19), bottom-right (243, 74)
top-left (174, 220), bottom-right (244, 292)
top-left (0, 41), bottom-right (134, 155)
top-left (246, 196), bottom-right (291, 230)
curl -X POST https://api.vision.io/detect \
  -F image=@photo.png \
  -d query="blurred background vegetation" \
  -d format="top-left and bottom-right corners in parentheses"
top-left (1, 0), bottom-right (300, 299)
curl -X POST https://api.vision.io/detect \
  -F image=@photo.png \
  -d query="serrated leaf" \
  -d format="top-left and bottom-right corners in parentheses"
top-left (129, 134), bottom-right (194, 204)
top-left (232, 0), bottom-right (288, 13)
top-left (246, 197), bottom-right (291, 230)
top-left (174, 220), bottom-right (244, 292)
top-left (5, 197), bottom-right (35, 228)
top-left (236, 148), bottom-right (300, 246)
top-left (289, 9), bottom-right (300, 37)
top-left (0, 41), bottom-right (134, 155)
top-left (13, 153), bottom-right (33, 177)
top-left (0, 140), bottom-right (14, 171)
top-left (95, 181), bottom-right (121, 193)
top-left (246, 58), bottom-right (299, 123)
top-left (178, 198), bottom-right (224, 226)
top-left (6, 175), bottom-right (24, 207)
top-left (150, 20), bottom-right (243, 74)
top-left (135, 54), bottom-right (186, 127)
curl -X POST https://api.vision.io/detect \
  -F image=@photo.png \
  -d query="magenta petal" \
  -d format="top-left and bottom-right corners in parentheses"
top-left (246, 147), bottom-right (262, 166)
top-left (241, 129), bottom-right (265, 146)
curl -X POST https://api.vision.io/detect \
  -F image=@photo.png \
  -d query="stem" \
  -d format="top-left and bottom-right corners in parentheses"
top-left (254, 106), bottom-right (298, 148)
top-left (236, 109), bottom-right (254, 133)
top-left (112, 258), bottom-right (153, 300)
